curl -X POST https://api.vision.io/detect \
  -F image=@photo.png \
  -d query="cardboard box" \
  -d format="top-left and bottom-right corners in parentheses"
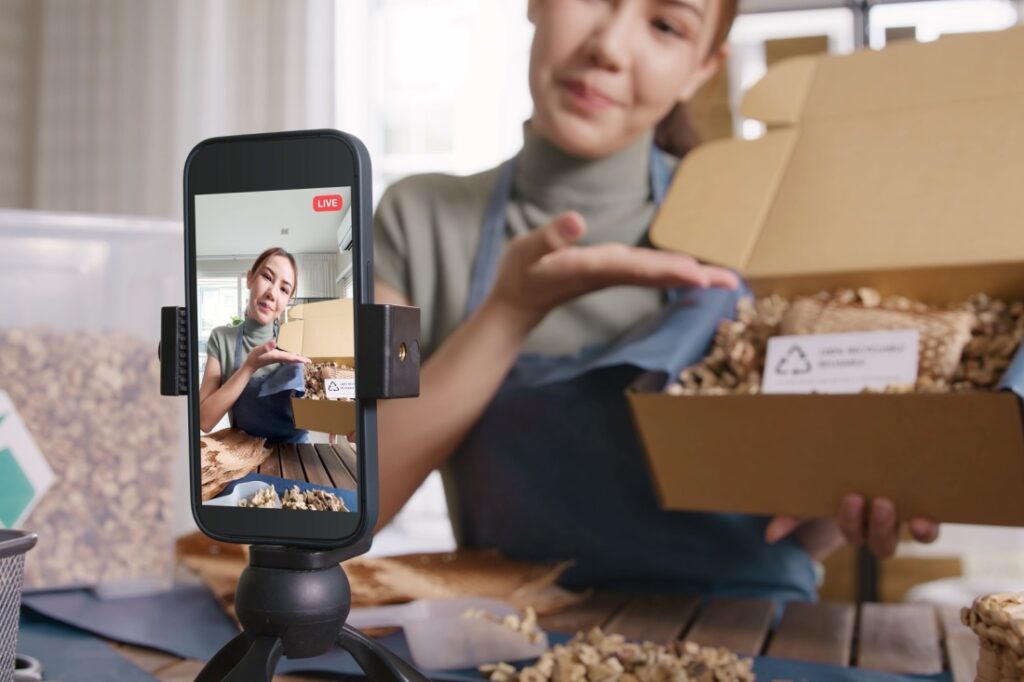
top-left (278, 298), bottom-right (356, 435)
top-left (628, 28), bottom-right (1024, 527)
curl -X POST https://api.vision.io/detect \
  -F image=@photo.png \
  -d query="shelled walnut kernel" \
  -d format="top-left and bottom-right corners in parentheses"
top-left (463, 606), bottom-right (543, 644)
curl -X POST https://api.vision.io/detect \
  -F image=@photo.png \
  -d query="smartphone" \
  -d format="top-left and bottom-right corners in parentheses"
top-left (183, 130), bottom-right (375, 546)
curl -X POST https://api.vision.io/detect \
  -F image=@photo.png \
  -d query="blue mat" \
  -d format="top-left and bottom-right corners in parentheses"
top-left (214, 472), bottom-right (359, 511)
top-left (22, 582), bottom-right (239, 662)
top-left (17, 610), bottom-right (156, 681)
top-left (22, 582), bottom-right (952, 681)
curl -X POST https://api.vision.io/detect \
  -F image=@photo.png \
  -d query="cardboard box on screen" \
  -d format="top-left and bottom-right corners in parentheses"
top-left (278, 298), bottom-right (356, 435)
top-left (627, 27), bottom-right (1024, 527)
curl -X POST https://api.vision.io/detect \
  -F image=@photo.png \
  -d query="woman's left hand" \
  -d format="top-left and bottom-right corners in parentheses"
top-left (764, 494), bottom-right (940, 559)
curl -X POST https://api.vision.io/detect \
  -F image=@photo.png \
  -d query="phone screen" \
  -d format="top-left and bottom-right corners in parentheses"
top-left (194, 185), bottom-right (359, 517)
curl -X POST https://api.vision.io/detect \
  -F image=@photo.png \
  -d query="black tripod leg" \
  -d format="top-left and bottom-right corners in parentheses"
top-left (195, 633), bottom-right (250, 682)
top-left (195, 633), bottom-right (284, 682)
top-left (337, 623), bottom-right (431, 682)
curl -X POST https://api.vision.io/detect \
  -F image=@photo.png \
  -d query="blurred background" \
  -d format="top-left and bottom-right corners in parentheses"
top-left (1, 0), bottom-right (1022, 603)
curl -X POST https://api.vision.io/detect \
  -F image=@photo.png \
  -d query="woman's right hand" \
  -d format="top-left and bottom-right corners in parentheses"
top-left (243, 339), bottom-right (311, 372)
top-left (486, 211), bottom-right (740, 330)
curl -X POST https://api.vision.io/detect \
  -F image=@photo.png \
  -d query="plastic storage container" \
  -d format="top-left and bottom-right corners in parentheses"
top-left (0, 209), bottom-right (184, 596)
top-left (0, 530), bottom-right (37, 680)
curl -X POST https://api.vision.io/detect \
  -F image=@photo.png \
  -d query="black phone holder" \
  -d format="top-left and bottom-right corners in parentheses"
top-left (160, 304), bottom-right (428, 682)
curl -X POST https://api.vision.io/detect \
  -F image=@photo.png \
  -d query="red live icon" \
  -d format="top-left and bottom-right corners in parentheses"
top-left (312, 194), bottom-right (343, 212)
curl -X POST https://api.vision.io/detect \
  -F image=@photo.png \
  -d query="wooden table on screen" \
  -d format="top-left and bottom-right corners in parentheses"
top-left (259, 441), bottom-right (358, 491)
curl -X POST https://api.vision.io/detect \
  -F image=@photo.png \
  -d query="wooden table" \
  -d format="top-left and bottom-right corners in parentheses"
top-left (112, 594), bottom-right (978, 681)
top-left (259, 441), bottom-right (358, 491)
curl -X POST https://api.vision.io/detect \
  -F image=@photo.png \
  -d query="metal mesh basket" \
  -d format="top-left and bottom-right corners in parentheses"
top-left (0, 530), bottom-right (37, 682)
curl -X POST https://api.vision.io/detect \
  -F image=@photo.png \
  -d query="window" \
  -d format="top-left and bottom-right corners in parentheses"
top-left (868, 0), bottom-right (1019, 49)
top-left (197, 276), bottom-right (244, 378)
top-left (335, 0), bottom-right (533, 203)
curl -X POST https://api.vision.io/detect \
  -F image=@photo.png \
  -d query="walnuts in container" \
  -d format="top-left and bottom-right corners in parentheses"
top-left (304, 362), bottom-right (355, 400)
top-left (463, 606), bottom-right (544, 645)
top-left (281, 485), bottom-right (347, 511)
top-left (668, 289), bottom-right (1024, 396)
top-left (238, 485), bottom-right (280, 508)
top-left (0, 328), bottom-right (177, 591)
top-left (479, 627), bottom-right (755, 682)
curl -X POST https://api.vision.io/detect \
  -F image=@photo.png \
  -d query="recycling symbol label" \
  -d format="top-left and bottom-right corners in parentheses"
top-left (324, 377), bottom-right (356, 400)
top-left (774, 345), bottom-right (813, 376)
top-left (0, 390), bottom-right (55, 529)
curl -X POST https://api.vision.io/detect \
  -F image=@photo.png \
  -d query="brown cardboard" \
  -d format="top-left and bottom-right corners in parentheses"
top-left (629, 28), bottom-right (1024, 526)
top-left (279, 298), bottom-right (356, 435)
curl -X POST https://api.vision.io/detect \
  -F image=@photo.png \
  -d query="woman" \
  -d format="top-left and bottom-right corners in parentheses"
top-left (199, 247), bottom-right (311, 443)
top-left (373, 0), bottom-right (939, 598)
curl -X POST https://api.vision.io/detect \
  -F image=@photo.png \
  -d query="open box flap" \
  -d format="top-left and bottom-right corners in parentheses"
top-left (279, 298), bottom-right (354, 359)
top-left (650, 27), bottom-right (1024, 289)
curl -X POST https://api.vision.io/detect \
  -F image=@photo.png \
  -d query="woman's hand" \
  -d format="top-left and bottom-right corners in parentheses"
top-left (243, 339), bottom-right (311, 372)
top-left (485, 211), bottom-right (740, 331)
top-left (764, 494), bottom-right (940, 559)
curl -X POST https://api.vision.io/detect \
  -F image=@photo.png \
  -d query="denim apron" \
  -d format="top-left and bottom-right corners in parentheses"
top-left (449, 149), bottom-right (817, 601)
top-left (229, 322), bottom-right (310, 444)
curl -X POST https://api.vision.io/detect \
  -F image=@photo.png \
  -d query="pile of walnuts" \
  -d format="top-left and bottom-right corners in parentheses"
top-left (480, 627), bottom-right (755, 682)
top-left (0, 327), bottom-right (177, 590)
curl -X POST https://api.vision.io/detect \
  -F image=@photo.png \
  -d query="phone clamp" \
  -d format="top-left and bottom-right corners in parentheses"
top-left (195, 544), bottom-right (428, 681)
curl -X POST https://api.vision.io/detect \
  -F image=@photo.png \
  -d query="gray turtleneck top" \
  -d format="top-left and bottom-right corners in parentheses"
top-left (373, 126), bottom-right (668, 359)
top-left (206, 317), bottom-right (278, 382)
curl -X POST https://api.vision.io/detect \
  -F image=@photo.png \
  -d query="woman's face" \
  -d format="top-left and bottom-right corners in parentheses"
top-left (246, 254), bottom-right (296, 325)
top-left (528, 0), bottom-right (724, 158)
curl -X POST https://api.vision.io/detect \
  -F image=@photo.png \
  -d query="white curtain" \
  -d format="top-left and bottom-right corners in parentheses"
top-left (293, 252), bottom-right (339, 299)
top-left (7, 0), bottom-right (335, 218)
top-left (197, 253), bottom-right (339, 299)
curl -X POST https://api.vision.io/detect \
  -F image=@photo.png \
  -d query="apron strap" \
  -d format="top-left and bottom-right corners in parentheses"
top-left (465, 158), bottom-right (517, 318)
top-left (463, 144), bottom-right (677, 320)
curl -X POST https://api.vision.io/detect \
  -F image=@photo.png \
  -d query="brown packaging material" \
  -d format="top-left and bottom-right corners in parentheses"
top-left (780, 298), bottom-right (976, 382)
top-left (177, 533), bottom-right (582, 624)
top-left (277, 298), bottom-right (356, 435)
top-left (628, 28), bottom-right (1024, 527)
top-left (200, 428), bottom-right (270, 501)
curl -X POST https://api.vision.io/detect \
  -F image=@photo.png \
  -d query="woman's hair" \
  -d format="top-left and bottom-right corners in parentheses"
top-left (249, 247), bottom-right (299, 298)
top-left (654, 0), bottom-right (740, 158)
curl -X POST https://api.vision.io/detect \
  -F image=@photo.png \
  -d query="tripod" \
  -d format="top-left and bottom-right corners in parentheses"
top-left (194, 543), bottom-right (429, 681)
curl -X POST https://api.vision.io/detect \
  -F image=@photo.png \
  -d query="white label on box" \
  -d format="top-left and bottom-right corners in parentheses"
top-left (0, 390), bottom-right (56, 529)
top-left (325, 377), bottom-right (355, 400)
top-left (761, 330), bottom-right (919, 395)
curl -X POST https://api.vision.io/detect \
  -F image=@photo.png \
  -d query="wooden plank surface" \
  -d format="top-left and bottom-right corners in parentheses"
top-left (766, 601), bottom-right (855, 666)
top-left (297, 443), bottom-right (333, 487)
top-left (857, 602), bottom-right (943, 675)
top-left (937, 604), bottom-right (980, 682)
top-left (333, 441), bottom-right (358, 481)
top-left (278, 443), bottom-right (305, 482)
top-left (682, 597), bottom-right (775, 656)
top-left (315, 443), bottom-right (357, 490)
top-left (603, 593), bottom-right (700, 644)
top-left (538, 592), bottom-right (630, 634)
top-left (260, 446), bottom-right (281, 478)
